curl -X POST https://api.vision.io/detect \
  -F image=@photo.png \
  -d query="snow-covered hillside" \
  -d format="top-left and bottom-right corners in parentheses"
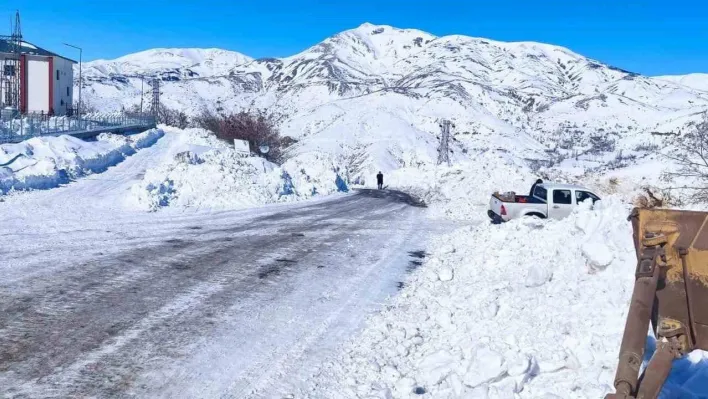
top-left (78, 23), bottom-right (708, 184)
top-left (655, 73), bottom-right (708, 93)
top-left (85, 48), bottom-right (252, 82)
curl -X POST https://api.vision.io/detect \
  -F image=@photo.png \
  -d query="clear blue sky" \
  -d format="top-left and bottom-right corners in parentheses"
top-left (2, 0), bottom-right (707, 76)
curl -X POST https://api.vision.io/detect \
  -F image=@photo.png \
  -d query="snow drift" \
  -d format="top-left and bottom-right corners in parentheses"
top-left (0, 129), bottom-right (163, 194)
top-left (304, 198), bottom-right (645, 398)
top-left (129, 128), bottom-right (350, 211)
top-left (383, 150), bottom-right (536, 221)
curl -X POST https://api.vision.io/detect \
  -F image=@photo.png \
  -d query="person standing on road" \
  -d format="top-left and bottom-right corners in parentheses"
top-left (377, 171), bottom-right (384, 190)
top-left (529, 178), bottom-right (543, 196)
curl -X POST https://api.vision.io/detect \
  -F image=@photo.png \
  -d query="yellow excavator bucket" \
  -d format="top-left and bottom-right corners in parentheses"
top-left (607, 208), bottom-right (708, 399)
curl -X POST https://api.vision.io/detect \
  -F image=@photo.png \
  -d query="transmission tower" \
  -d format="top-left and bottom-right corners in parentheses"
top-left (150, 77), bottom-right (160, 118)
top-left (0, 11), bottom-right (22, 112)
top-left (437, 119), bottom-right (454, 167)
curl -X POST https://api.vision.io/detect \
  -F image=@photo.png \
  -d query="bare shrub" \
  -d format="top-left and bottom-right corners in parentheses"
top-left (588, 134), bottom-right (616, 154)
top-left (194, 109), bottom-right (283, 162)
top-left (634, 143), bottom-right (660, 152)
top-left (71, 98), bottom-right (98, 116)
top-left (123, 103), bottom-right (189, 128)
top-left (662, 113), bottom-right (708, 202)
top-left (281, 136), bottom-right (299, 149)
top-left (155, 106), bottom-right (188, 128)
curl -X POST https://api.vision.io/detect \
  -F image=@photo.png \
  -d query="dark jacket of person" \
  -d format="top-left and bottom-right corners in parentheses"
top-left (529, 179), bottom-right (543, 196)
top-left (376, 173), bottom-right (384, 184)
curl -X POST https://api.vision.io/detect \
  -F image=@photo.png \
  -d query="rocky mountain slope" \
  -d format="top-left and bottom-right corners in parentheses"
top-left (78, 23), bottom-right (708, 183)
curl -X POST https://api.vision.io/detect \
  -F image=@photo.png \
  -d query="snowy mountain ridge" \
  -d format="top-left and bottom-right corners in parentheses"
top-left (654, 73), bottom-right (708, 93)
top-left (84, 48), bottom-right (253, 81)
top-left (78, 23), bottom-right (708, 182)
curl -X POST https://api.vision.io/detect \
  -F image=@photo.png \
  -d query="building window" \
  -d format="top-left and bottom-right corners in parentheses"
top-left (67, 87), bottom-right (70, 96)
top-left (3, 65), bottom-right (15, 76)
top-left (56, 70), bottom-right (60, 80)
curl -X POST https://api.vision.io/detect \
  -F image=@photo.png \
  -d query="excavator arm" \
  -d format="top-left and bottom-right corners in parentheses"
top-left (607, 208), bottom-right (708, 399)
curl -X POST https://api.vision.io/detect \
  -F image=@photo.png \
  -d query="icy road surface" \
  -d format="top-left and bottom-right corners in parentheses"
top-left (0, 134), bottom-right (430, 398)
top-left (1, 191), bottom-right (428, 398)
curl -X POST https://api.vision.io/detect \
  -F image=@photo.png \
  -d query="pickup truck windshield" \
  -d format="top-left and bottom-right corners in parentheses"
top-left (533, 186), bottom-right (547, 202)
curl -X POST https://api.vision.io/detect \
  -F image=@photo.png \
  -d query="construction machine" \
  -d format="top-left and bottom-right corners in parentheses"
top-left (606, 208), bottom-right (708, 398)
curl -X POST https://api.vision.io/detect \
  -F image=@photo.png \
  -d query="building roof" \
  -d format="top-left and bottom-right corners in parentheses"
top-left (0, 38), bottom-right (77, 63)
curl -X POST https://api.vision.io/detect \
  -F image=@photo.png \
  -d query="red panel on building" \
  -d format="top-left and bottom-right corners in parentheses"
top-left (19, 54), bottom-right (27, 113)
top-left (48, 57), bottom-right (54, 115)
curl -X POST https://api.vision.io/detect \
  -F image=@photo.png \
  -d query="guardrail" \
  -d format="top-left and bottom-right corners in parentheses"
top-left (0, 113), bottom-right (157, 144)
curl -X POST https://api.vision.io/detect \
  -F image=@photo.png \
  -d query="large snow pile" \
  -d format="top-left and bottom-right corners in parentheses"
top-left (304, 198), bottom-right (644, 398)
top-left (129, 128), bottom-right (350, 211)
top-left (281, 151), bottom-right (351, 196)
top-left (0, 129), bottom-right (163, 194)
top-left (383, 151), bottom-right (536, 221)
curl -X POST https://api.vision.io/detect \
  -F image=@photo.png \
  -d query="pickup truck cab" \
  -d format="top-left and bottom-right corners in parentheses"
top-left (488, 183), bottom-right (600, 223)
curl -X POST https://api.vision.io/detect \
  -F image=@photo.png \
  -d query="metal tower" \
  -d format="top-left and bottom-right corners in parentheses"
top-left (150, 77), bottom-right (160, 118)
top-left (0, 11), bottom-right (22, 112)
top-left (437, 119), bottom-right (454, 167)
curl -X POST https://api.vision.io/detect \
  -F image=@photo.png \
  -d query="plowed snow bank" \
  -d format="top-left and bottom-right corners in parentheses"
top-left (305, 198), bottom-right (651, 397)
top-left (385, 151), bottom-right (535, 221)
top-left (129, 128), bottom-right (350, 211)
top-left (0, 129), bottom-right (163, 194)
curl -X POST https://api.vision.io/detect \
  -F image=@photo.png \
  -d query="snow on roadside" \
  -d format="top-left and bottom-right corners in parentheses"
top-left (383, 151), bottom-right (536, 221)
top-left (304, 198), bottom-right (637, 398)
top-left (128, 128), bottom-right (350, 211)
top-left (0, 129), bottom-right (164, 194)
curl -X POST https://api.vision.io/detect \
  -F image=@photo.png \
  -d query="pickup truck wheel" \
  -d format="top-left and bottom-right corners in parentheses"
top-left (524, 212), bottom-right (546, 219)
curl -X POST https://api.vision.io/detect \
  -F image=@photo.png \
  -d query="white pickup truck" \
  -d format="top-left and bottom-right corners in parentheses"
top-left (487, 183), bottom-right (600, 223)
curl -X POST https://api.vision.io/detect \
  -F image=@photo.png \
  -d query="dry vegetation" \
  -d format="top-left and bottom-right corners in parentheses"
top-left (662, 113), bottom-right (708, 203)
top-left (193, 109), bottom-right (285, 163)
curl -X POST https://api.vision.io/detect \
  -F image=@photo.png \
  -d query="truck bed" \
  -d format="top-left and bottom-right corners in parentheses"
top-left (491, 193), bottom-right (544, 204)
top-left (488, 193), bottom-right (547, 223)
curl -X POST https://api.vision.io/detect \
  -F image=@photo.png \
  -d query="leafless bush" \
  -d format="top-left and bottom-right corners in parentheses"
top-left (194, 109), bottom-right (283, 162)
top-left (605, 150), bottom-right (637, 170)
top-left (71, 99), bottom-right (98, 116)
top-left (662, 113), bottom-right (708, 202)
top-left (281, 136), bottom-right (299, 149)
top-left (123, 103), bottom-right (189, 129)
top-left (588, 134), bottom-right (616, 154)
top-left (158, 106), bottom-right (189, 129)
top-left (634, 143), bottom-right (660, 152)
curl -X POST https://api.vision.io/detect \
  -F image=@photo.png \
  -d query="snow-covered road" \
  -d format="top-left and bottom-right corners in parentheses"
top-left (0, 133), bottom-right (432, 398)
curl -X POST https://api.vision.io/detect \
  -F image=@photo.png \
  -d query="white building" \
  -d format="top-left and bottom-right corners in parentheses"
top-left (0, 39), bottom-right (76, 116)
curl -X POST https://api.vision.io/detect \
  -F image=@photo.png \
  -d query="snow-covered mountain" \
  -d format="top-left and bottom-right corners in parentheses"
top-left (85, 48), bottom-right (252, 80)
top-left (655, 73), bottom-right (708, 93)
top-left (78, 23), bottom-right (708, 182)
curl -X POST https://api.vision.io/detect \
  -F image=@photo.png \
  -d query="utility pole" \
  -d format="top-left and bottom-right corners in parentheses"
top-left (63, 43), bottom-right (82, 117)
top-left (437, 119), bottom-right (454, 167)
